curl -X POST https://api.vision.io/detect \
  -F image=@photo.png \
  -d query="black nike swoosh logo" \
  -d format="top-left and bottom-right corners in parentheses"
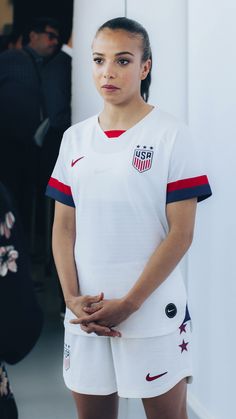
top-left (146, 371), bottom-right (168, 381)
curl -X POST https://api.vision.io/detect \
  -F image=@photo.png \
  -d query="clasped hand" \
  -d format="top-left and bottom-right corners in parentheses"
top-left (68, 292), bottom-right (134, 337)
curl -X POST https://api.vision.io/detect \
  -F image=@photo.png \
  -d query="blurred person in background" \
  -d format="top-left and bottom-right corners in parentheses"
top-left (0, 30), bottom-right (22, 53)
top-left (0, 17), bottom-right (60, 242)
top-left (7, 32), bottom-right (23, 50)
top-left (40, 32), bottom-right (72, 190)
top-left (40, 32), bottom-right (72, 311)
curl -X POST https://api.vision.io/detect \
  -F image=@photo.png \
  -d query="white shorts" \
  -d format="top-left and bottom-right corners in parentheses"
top-left (63, 319), bottom-right (193, 399)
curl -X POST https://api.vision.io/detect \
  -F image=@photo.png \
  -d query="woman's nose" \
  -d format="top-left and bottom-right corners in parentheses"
top-left (103, 63), bottom-right (116, 79)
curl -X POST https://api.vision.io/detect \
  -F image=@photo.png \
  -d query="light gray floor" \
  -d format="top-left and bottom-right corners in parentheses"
top-left (7, 262), bottom-right (77, 419)
top-left (8, 318), bottom-right (77, 419)
top-left (7, 264), bottom-right (195, 419)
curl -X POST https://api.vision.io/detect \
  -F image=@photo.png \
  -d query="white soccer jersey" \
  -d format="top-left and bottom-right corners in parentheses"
top-left (46, 106), bottom-right (212, 338)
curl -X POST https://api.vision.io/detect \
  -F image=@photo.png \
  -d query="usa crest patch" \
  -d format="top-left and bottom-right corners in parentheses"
top-left (132, 146), bottom-right (154, 173)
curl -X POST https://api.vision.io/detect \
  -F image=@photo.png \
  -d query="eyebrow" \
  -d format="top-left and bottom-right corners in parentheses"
top-left (92, 51), bottom-right (134, 57)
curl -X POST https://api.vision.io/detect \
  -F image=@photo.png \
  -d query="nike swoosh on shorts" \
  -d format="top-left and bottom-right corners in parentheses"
top-left (146, 372), bottom-right (168, 381)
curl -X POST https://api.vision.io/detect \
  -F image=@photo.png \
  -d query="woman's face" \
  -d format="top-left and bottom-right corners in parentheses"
top-left (92, 29), bottom-right (151, 105)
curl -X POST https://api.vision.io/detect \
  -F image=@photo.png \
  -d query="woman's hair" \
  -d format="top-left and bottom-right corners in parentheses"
top-left (95, 17), bottom-right (152, 102)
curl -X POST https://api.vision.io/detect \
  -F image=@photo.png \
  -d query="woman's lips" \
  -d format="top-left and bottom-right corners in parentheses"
top-left (102, 85), bottom-right (120, 92)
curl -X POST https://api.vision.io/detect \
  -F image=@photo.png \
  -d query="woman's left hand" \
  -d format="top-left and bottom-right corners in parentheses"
top-left (69, 298), bottom-right (135, 331)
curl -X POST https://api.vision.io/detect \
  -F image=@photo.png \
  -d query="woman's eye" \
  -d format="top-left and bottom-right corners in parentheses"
top-left (118, 59), bottom-right (129, 65)
top-left (93, 58), bottom-right (103, 64)
top-left (93, 58), bottom-right (129, 65)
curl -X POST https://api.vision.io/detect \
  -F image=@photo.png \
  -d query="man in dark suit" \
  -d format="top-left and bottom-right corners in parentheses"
top-left (39, 35), bottom-right (72, 306)
top-left (0, 17), bottom-right (60, 237)
top-left (42, 34), bottom-right (72, 134)
top-left (40, 33), bottom-right (72, 190)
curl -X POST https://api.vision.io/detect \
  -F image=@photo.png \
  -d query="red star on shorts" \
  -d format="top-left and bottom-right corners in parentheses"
top-left (179, 323), bottom-right (187, 334)
top-left (179, 339), bottom-right (189, 353)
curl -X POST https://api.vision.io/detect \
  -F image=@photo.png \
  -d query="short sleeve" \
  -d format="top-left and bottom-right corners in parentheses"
top-left (166, 125), bottom-right (212, 204)
top-left (45, 133), bottom-right (75, 207)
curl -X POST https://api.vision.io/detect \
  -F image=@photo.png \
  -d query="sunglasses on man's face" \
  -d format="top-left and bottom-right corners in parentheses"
top-left (42, 31), bottom-right (60, 41)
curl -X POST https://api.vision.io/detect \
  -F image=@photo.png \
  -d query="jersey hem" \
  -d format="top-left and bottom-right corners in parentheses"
top-left (64, 322), bottom-right (188, 339)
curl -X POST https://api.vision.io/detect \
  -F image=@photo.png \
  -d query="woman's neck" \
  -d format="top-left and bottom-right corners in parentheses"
top-left (98, 99), bottom-right (154, 131)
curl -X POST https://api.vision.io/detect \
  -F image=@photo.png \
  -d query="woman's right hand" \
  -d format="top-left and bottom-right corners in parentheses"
top-left (66, 293), bottom-right (121, 337)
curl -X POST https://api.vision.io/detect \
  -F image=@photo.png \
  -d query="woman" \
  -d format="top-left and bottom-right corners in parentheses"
top-left (46, 17), bottom-right (212, 419)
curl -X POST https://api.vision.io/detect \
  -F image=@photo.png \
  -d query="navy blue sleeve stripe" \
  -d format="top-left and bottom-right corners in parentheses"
top-left (45, 185), bottom-right (75, 207)
top-left (166, 184), bottom-right (212, 204)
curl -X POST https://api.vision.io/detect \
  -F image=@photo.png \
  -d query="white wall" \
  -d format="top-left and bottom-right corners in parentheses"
top-left (72, 1), bottom-right (235, 418)
top-left (187, 1), bottom-right (236, 418)
top-left (127, 0), bottom-right (188, 121)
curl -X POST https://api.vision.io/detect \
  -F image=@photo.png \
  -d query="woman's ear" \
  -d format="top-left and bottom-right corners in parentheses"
top-left (141, 59), bottom-right (152, 80)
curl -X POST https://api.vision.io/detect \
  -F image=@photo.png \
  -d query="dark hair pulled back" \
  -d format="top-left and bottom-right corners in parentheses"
top-left (96, 17), bottom-right (152, 102)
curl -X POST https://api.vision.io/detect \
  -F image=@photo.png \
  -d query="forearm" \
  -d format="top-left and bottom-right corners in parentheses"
top-left (123, 230), bottom-right (193, 311)
top-left (52, 223), bottom-right (80, 304)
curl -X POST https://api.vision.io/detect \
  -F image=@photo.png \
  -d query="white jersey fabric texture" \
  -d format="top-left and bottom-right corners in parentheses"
top-left (46, 106), bottom-right (212, 338)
